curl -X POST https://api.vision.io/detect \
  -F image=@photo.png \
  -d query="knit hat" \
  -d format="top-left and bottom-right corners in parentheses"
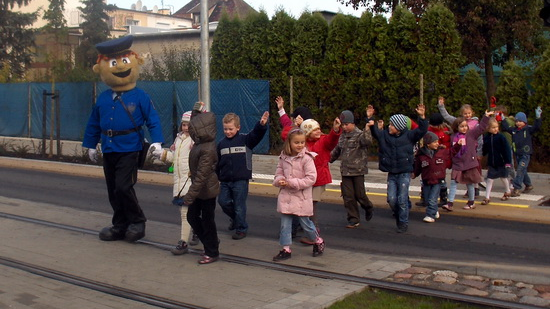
top-left (515, 112), bottom-right (527, 123)
top-left (339, 110), bottom-right (355, 124)
top-left (181, 111), bottom-right (192, 123)
top-left (423, 131), bottom-right (439, 145)
top-left (390, 114), bottom-right (408, 131)
top-left (429, 113), bottom-right (444, 126)
top-left (300, 119), bottom-right (320, 136)
top-left (290, 106), bottom-right (313, 120)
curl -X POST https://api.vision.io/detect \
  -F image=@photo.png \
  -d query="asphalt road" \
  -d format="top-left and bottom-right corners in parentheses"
top-left (1, 166), bottom-right (549, 269)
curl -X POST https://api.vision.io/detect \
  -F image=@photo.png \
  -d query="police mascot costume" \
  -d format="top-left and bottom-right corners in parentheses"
top-left (83, 35), bottom-right (164, 242)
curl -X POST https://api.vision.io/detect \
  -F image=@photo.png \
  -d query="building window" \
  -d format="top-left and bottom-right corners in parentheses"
top-left (126, 18), bottom-right (139, 26)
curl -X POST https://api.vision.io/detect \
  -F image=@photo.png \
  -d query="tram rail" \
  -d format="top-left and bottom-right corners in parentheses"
top-left (0, 211), bottom-right (544, 309)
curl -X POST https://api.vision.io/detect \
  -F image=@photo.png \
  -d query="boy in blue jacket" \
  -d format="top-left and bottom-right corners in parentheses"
top-left (369, 104), bottom-right (427, 233)
top-left (502, 107), bottom-right (542, 197)
top-left (217, 111), bottom-right (269, 240)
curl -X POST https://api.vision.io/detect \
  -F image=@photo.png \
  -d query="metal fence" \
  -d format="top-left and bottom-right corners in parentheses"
top-left (0, 80), bottom-right (270, 154)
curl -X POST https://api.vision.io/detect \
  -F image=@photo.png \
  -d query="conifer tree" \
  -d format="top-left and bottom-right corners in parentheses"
top-left (383, 6), bottom-right (419, 118)
top-left (77, 0), bottom-right (112, 68)
top-left (211, 14), bottom-right (243, 79)
top-left (240, 11), bottom-right (270, 79)
top-left (527, 48), bottom-right (550, 149)
top-left (0, 0), bottom-right (37, 80)
top-left (290, 11), bottom-right (328, 123)
top-left (495, 61), bottom-right (529, 114)
top-left (418, 3), bottom-right (463, 112)
top-left (353, 12), bottom-right (389, 114)
top-left (451, 68), bottom-right (487, 117)
top-left (321, 14), bottom-right (358, 121)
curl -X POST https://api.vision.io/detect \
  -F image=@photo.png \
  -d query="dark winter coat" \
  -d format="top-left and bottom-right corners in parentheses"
top-left (184, 112), bottom-right (220, 205)
top-left (216, 121), bottom-right (267, 182)
top-left (501, 117), bottom-right (541, 156)
top-left (482, 132), bottom-right (511, 168)
top-left (370, 117), bottom-right (428, 174)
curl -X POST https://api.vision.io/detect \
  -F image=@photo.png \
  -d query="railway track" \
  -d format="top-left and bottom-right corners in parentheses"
top-left (0, 211), bottom-right (543, 309)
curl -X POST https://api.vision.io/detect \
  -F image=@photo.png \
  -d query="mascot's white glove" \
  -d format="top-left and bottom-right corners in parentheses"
top-left (88, 148), bottom-right (98, 163)
top-left (149, 142), bottom-right (162, 158)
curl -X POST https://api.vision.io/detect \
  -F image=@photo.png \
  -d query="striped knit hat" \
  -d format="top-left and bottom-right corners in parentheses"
top-left (390, 114), bottom-right (408, 131)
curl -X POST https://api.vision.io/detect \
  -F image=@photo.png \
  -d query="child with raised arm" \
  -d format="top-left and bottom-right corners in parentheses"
top-left (298, 116), bottom-right (341, 242)
top-left (437, 96), bottom-right (483, 198)
top-left (330, 108), bottom-right (374, 229)
top-left (275, 96), bottom-right (313, 141)
top-left (413, 132), bottom-right (450, 223)
top-left (369, 104), bottom-right (428, 233)
top-left (481, 118), bottom-right (512, 204)
top-left (501, 107), bottom-right (543, 197)
top-left (152, 111), bottom-right (198, 255)
top-left (217, 111), bottom-right (269, 240)
top-left (272, 128), bottom-right (325, 261)
top-left (442, 110), bottom-right (494, 212)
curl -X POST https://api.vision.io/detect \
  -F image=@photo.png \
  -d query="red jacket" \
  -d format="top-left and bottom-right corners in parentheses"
top-left (414, 146), bottom-right (450, 185)
top-left (306, 129), bottom-right (341, 187)
top-left (428, 126), bottom-right (451, 149)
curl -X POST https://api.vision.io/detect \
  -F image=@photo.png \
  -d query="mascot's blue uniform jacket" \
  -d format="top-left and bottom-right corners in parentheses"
top-left (82, 88), bottom-right (164, 153)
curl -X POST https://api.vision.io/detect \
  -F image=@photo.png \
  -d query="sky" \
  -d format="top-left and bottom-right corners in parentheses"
top-left (107, 0), bottom-right (365, 18)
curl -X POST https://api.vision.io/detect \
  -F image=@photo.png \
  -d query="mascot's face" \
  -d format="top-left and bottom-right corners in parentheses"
top-left (93, 53), bottom-right (144, 92)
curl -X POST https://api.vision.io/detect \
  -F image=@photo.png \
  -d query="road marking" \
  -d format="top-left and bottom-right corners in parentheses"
top-left (252, 173), bottom-right (533, 208)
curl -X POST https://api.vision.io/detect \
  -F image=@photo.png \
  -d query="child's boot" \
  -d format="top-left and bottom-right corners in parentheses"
top-left (442, 202), bottom-right (453, 212)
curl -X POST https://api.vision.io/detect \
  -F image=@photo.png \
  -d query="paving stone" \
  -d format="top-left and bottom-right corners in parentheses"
top-left (394, 273), bottom-right (413, 279)
top-left (462, 288), bottom-right (489, 297)
top-left (433, 275), bottom-right (457, 284)
top-left (518, 288), bottom-right (539, 297)
top-left (519, 296), bottom-right (550, 307)
top-left (535, 285), bottom-right (550, 294)
top-left (462, 275), bottom-right (486, 281)
top-left (492, 279), bottom-right (514, 286)
top-left (459, 279), bottom-right (489, 290)
top-left (516, 282), bottom-right (534, 289)
top-left (541, 293), bottom-right (550, 300)
top-left (413, 274), bottom-right (431, 280)
top-left (405, 267), bottom-right (432, 274)
top-left (433, 270), bottom-right (458, 278)
top-left (490, 292), bottom-right (518, 302)
top-left (491, 285), bottom-right (514, 293)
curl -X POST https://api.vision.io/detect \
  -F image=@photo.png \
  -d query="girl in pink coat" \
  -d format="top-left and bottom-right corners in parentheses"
top-left (272, 128), bottom-right (325, 261)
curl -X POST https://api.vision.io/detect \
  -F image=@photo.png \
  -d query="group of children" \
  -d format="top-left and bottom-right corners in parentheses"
top-left (152, 96), bottom-right (543, 264)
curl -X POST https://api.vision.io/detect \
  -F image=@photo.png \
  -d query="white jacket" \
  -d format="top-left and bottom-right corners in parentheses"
top-left (161, 132), bottom-right (193, 197)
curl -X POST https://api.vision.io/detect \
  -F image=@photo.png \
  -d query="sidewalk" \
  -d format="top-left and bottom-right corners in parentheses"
top-left (1, 156), bottom-right (550, 308)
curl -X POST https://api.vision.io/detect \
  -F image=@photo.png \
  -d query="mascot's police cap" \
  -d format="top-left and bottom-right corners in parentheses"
top-left (95, 35), bottom-right (134, 57)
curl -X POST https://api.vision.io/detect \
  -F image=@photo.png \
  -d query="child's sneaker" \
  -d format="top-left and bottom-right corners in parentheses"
top-left (523, 185), bottom-right (534, 193)
top-left (170, 240), bottom-right (188, 255)
top-left (435, 211), bottom-right (440, 219)
top-left (510, 189), bottom-right (521, 197)
top-left (273, 249), bottom-right (291, 261)
top-left (423, 216), bottom-right (435, 223)
top-left (313, 241), bottom-right (325, 257)
top-left (463, 200), bottom-right (476, 210)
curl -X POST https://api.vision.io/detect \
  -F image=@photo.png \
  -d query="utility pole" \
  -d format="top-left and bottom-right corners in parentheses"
top-left (200, 0), bottom-right (210, 110)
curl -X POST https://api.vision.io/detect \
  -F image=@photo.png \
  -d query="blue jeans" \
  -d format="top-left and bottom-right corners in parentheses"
top-left (218, 180), bottom-right (249, 233)
top-left (512, 154), bottom-right (531, 190)
top-left (422, 182), bottom-right (440, 219)
top-left (279, 214), bottom-right (318, 246)
top-left (448, 180), bottom-right (474, 202)
top-left (387, 173), bottom-right (411, 226)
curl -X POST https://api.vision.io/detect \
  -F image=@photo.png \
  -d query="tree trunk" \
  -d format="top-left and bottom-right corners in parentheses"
top-left (484, 52), bottom-right (495, 107)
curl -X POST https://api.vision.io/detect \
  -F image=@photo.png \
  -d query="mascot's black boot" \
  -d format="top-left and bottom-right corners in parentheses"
top-left (125, 222), bottom-right (146, 242)
top-left (99, 226), bottom-right (126, 241)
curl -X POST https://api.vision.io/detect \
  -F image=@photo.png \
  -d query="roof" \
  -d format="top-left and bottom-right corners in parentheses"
top-left (174, 0), bottom-right (257, 22)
